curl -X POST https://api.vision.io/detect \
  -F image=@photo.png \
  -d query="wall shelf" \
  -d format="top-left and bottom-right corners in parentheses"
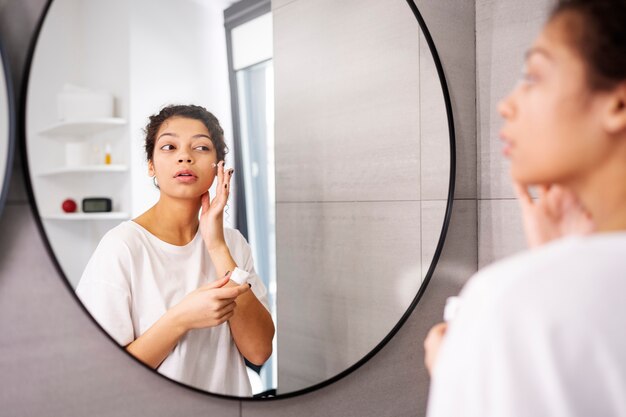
top-left (38, 164), bottom-right (128, 177)
top-left (43, 212), bottom-right (129, 221)
top-left (38, 117), bottom-right (126, 139)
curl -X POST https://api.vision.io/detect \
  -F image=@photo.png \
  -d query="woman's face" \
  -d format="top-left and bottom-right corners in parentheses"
top-left (148, 116), bottom-right (218, 199)
top-left (498, 14), bottom-right (613, 186)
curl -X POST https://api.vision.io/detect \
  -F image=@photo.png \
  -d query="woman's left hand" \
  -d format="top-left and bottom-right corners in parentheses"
top-left (200, 161), bottom-right (234, 252)
top-left (424, 322), bottom-right (448, 376)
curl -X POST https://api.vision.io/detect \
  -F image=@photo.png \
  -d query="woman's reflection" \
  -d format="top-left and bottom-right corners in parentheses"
top-left (76, 104), bottom-right (275, 396)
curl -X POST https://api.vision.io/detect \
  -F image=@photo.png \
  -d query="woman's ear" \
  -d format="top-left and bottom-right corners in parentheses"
top-left (604, 82), bottom-right (626, 135)
top-left (148, 159), bottom-right (155, 177)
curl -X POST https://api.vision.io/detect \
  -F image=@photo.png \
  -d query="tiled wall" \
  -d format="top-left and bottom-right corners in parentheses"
top-left (0, 0), bottom-right (476, 416)
top-left (476, 0), bottom-right (552, 267)
top-left (272, 0), bottom-right (458, 394)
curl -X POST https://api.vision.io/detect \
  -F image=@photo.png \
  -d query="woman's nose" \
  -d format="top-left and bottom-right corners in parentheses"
top-left (497, 93), bottom-right (515, 119)
top-left (177, 149), bottom-right (193, 164)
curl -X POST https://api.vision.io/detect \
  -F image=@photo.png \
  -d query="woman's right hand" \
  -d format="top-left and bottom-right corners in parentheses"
top-left (514, 182), bottom-right (595, 248)
top-left (169, 275), bottom-right (250, 331)
top-left (126, 276), bottom-right (248, 369)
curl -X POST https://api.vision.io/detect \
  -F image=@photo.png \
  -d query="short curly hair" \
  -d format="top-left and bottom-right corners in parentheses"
top-left (550, 0), bottom-right (626, 91)
top-left (144, 104), bottom-right (228, 163)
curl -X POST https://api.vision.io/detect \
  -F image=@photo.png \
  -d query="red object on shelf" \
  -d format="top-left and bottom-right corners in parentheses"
top-left (62, 198), bottom-right (77, 213)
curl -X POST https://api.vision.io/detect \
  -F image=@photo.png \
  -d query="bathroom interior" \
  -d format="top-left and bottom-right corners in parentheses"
top-left (0, 0), bottom-right (553, 415)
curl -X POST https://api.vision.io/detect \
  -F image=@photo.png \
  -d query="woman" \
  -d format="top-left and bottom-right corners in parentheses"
top-left (425, 0), bottom-right (626, 415)
top-left (76, 105), bottom-right (275, 397)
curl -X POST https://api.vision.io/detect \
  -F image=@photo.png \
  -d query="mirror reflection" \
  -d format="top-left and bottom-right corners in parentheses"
top-left (26, 0), bottom-right (451, 398)
top-left (0, 43), bottom-right (11, 215)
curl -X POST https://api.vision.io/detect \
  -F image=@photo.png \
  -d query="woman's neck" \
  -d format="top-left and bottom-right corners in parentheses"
top-left (137, 194), bottom-right (202, 246)
top-left (570, 146), bottom-right (626, 233)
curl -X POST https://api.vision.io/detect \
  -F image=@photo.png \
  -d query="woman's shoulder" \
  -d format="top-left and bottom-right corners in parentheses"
top-left (463, 233), bottom-right (626, 324)
top-left (477, 232), bottom-right (626, 282)
top-left (78, 222), bottom-right (141, 289)
top-left (95, 221), bottom-right (146, 254)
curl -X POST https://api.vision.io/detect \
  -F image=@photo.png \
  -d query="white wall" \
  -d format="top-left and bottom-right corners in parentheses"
top-left (128, 0), bottom-right (235, 218)
top-left (26, 0), bottom-right (236, 286)
top-left (26, 0), bottom-right (128, 286)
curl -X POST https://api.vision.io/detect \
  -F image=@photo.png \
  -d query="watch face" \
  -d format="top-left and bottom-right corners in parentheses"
top-left (83, 198), bottom-right (111, 212)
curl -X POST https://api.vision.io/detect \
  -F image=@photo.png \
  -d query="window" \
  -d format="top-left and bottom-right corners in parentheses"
top-left (224, 0), bottom-right (276, 396)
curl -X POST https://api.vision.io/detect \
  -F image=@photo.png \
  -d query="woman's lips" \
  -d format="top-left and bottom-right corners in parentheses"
top-left (499, 131), bottom-right (513, 157)
top-left (174, 169), bottom-right (198, 184)
top-left (175, 175), bottom-right (198, 184)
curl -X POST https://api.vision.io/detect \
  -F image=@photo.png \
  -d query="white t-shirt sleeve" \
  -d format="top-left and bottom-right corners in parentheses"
top-left (76, 231), bottom-right (135, 347)
top-left (226, 228), bottom-right (270, 312)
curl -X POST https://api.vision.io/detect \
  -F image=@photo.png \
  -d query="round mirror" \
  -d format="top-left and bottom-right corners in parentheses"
top-left (0, 38), bottom-right (15, 217)
top-left (24, 0), bottom-right (454, 399)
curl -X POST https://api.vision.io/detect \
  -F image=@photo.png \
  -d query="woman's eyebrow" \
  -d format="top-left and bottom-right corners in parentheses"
top-left (156, 133), bottom-right (212, 143)
top-left (157, 132), bottom-right (177, 142)
top-left (192, 134), bottom-right (212, 140)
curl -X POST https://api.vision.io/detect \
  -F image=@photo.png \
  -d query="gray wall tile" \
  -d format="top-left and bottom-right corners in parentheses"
top-left (414, 0), bottom-right (476, 200)
top-left (243, 197), bottom-right (478, 417)
top-left (476, 0), bottom-right (551, 199)
top-left (419, 35), bottom-right (451, 201)
top-left (273, 0), bottom-right (422, 202)
top-left (421, 199), bottom-right (446, 277)
top-left (244, 306), bottom-right (426, 417)
top-left (275, 201), bottom-right (422, 394)
top-left (421, 199), bottom-right (477, 281)
top-left (478, 199), bottom-right (526, 268)
top-left (423, 199), bottom-right (477, 287)
top-left (244, 303), bottom-right (426, 417)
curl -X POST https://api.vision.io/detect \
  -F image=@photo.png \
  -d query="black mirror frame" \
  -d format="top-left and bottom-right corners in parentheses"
top-left (20, 0), bottom-right (456, 401)
top-left (0, 36), bottom-right (16, 219)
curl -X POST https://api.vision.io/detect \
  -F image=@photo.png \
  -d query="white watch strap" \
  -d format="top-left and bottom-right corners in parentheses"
top-left (229, 267), bottom-right (250, 285)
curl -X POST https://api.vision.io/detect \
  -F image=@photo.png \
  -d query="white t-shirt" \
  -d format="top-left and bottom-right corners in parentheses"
top-left (427, 232), bottom-right (626, 417)
top-left (76, 221), bottom-right (269, 397)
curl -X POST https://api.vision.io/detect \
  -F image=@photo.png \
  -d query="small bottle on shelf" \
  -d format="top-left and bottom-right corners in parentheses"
top-left (104, 143), bottom-right (112, 165)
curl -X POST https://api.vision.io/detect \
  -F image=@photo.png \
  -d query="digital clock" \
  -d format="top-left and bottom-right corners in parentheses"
top-left (82, 197), bottom-right (112, 213)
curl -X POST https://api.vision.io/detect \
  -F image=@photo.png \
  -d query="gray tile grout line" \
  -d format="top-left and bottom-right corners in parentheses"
top-left (475, 0), bottom-right (480, 270)
top-left (275, 198), bottom-right (480, 204)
